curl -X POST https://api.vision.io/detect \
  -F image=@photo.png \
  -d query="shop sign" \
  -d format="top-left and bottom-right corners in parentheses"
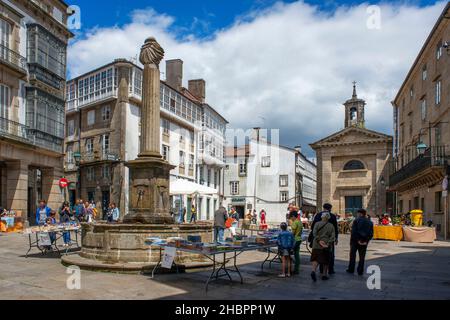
top-left (231, 197), bottom-right (246, 203)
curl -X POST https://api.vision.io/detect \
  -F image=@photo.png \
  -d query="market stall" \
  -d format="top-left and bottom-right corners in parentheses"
top-left (0, 210), bottom-right (23, 233)
top-left (373, 225), bottom-right (404, 241)
top-left (147, 230), bottom-right (281, 292)
top-left (402, 226), bottom-right (436, 243)
top-left (23, 223), bottom-right (81, 257)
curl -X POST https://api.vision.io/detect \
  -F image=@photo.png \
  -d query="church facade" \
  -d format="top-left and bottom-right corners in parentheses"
top-left (310, 85), bottom-right (393, 217)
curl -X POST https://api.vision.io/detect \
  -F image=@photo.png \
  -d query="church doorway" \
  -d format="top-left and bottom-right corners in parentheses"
top-left (345, 196), bottom-right (363, 217)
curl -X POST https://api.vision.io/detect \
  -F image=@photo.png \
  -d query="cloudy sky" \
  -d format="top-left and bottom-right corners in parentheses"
top-left (67, 0), bottom-right (447, 157)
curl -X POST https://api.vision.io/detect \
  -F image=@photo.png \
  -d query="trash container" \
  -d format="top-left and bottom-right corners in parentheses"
top-left (410, 210), bottom-right (423, 226)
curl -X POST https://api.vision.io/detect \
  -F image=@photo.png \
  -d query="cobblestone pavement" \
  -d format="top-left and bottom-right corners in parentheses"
top-left (0, 232), bottom-right (449, 300)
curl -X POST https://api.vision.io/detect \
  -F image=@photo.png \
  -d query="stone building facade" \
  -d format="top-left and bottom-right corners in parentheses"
top-left (390, 3), bottom-right (450, 238)
top-left (0, 0), bottom-right (72, 224)
top-left (64, 59), bottom-right (227, 220)
top-left (311, 85), bottom-right (393, 217)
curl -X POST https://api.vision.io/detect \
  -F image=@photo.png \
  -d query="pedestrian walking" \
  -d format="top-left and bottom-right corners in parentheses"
top-left (289, 211), bottom-right (303, 274)
top-left (59, 201), bottom-right (72, 246)
top-left (310, 203), bottom-right (339, 274)
top-left (277, 222), bottom-right (294, 278)
top-left (229, 207), bottom-right (239, 236)
top-left (214, 205), bottom-right (228, 242)
top-left (84, 201), bottom-right (93, 223)
top-left (310, 211), bottom-right (335, 282)
top-left (259, 209), bottom-right (266, 225)
top-left (347, 209), bottom-right (374, 276)
top-left (189, 205), bottom-right (197, 223)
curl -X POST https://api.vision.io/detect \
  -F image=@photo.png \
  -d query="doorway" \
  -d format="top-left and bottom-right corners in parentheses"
top-left (345, 196), bottom-right (363, 217)
top-left (234, 205), bottom-right (245, 219)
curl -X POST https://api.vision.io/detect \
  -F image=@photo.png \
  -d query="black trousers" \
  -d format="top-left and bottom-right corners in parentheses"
top-left (348, 241), bottom-right (368, 275)
top-left (319, 243), bottom-right (335, 273)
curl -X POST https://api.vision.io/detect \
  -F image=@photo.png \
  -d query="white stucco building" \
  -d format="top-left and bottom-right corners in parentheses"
top-left (223, 129), bottom-right (317, 223)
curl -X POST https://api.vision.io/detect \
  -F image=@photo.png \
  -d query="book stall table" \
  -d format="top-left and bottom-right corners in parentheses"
top-left (23, 224), bottom-right (81, 257)
top-left (373, 225), bottom-right (403, 241)
top-left (147, 234), bottom-right (279, 293)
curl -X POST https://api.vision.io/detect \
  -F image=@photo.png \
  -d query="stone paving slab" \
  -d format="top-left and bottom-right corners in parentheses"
top-left (0, 233), bottom-right (450, 299)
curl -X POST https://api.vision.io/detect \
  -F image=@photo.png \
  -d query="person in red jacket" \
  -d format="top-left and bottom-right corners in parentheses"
top-left (260, 209), bottom-right (266, 225)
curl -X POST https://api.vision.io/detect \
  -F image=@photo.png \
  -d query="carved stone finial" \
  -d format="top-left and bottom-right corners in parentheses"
top-left (139, 37), bottom-right (164, 66)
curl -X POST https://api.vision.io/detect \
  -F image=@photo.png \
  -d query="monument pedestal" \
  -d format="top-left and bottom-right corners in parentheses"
top-left (123, 157), bottom-right (175, 224)
top-left (61, 222), bottom-right (214, 273)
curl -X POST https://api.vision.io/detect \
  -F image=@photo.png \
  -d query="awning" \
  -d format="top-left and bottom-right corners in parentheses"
top-left (170, 179), bottom-right (218, 196)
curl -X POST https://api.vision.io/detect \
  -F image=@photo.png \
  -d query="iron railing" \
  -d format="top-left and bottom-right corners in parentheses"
top-left (0, 45), bottom-right (27, 72)
top-left (0, 117), bottom-right (29, 141)
top-left (389, 146), bottom-right (447, 186)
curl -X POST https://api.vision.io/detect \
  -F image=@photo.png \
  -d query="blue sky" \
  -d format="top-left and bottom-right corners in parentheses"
top-left (67, 0), bottom-right (447, 157)
top-left (70, 0), bottom-right (438, 39)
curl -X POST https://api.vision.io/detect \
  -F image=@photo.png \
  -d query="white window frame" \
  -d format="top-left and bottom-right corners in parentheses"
top-left (422, 65), bottom-right (427, 81)
top-left (0, 84), bottom-right (10, 119)
top-left (66, 145), bottom-right (74, 164)
top-left (421, 99), bottom-right (427, 121)
top-left (179, 150), bottom-right (185, 167)
top-left (102, 105), bottom-right (111, 121)
top-left (101, 134), bottom-right (110, 154)
top-left (0, 18), bottom-right (11, 49)
top-left (67, 119), bottom-right (75, 136)
top-left (230, 181), bottom-right (239, 195)
top-left (280, 191), bottom-right (289, 202)
top-left (435, 80), bottom-right (441, 105)
top-left (162, 144), bottom-right (170, 161)
top-left (279, 175), bottom-right (289, 187)
top-left (86, 138), bottom-right (94, 154)
top-left (261, 156), bottom-right (271, 168)
top-left (239, 161), bottom-right (247, 176)
top-left (87, 110), bottom-right (95, 126)
top-left (102, 165), bottom-right (110, 179)
top-left (87, 167), bottom-right (95, 181)
top-left (436, 41), bottom-right (443, 60)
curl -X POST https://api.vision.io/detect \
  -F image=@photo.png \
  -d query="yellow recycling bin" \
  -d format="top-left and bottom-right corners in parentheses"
top-left (410, 210), bottom-right (423, 226)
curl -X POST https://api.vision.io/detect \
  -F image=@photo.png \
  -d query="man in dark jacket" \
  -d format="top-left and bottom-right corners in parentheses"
top-left (311, 203), bottom-right (339, 274)
top-left (214, 206), bottom-right (228, 242)
top-left (347, 209), bottom-right (374, 276)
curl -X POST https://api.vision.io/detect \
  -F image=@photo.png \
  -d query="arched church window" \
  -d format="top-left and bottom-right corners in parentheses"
top-left (350, 107), bottom-right (358, 121)
top-left (344, 160), bottom-right (365, 170)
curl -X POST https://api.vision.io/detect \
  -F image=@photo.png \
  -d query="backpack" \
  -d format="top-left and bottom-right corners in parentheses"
top-left (225, 217), bottom-right (234, 229)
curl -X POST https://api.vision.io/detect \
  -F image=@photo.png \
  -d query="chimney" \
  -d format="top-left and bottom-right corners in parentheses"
top-left (188, 79), bottom-right (206, 103)
top-left (165, 59), bottom-right (183, 91)
top-left (294, 145), bottom-right (302, 154)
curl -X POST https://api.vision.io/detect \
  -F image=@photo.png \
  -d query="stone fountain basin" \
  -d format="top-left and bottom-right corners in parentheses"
top-left (61, 222), bottom-right (214, 273)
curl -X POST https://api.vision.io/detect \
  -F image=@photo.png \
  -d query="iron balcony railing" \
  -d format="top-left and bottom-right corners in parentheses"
top-left (0, 117), bottom-right (29, 142)
top-left (389, 146), bottom-right (447, 187)
top-left (0, 45), bottom-right (27, 72)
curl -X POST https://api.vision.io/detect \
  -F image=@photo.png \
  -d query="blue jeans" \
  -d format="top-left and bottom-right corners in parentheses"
top-left (214, 227), bottom-right (224, 242)
top-left (63, 231), bottom-right (71, 244)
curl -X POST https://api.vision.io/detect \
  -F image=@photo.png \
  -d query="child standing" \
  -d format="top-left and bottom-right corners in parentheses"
top-left (277, 222), bottom-right (294, 278)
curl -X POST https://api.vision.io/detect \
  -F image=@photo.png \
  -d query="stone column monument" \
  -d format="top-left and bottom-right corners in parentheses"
top-left (123, 37), bottom-right (175, 224)
top-left (61, 37), bottom-right (213, 272)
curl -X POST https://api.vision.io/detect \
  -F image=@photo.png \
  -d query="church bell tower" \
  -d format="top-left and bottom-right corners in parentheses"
top-left (344, 82), bottom-right (366, 128)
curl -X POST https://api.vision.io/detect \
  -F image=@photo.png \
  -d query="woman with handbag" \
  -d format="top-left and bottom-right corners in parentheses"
top-left (310, 211), bottom-right (335, 282)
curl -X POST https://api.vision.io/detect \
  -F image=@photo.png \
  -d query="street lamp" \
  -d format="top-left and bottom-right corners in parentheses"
top-left (73, 152), bottom-right (82, 200)
top-left (416, 142), bottom-right (427, 155)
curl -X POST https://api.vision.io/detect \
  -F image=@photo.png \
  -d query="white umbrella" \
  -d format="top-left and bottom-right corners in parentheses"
top-left (170, 179), bottom-right (218, 196)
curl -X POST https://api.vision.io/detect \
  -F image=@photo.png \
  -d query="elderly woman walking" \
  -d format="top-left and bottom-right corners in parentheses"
top-left (310, 211), bottom-right (335, 282)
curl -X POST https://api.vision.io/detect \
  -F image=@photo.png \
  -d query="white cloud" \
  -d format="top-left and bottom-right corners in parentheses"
top-left (68, 1), bottom-right (447, 155)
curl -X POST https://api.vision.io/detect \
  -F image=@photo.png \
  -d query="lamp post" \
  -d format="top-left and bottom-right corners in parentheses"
top-left (73, 151), bottom-right (81, 200)
top-left (416, 142), bottom-right (427, 156)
